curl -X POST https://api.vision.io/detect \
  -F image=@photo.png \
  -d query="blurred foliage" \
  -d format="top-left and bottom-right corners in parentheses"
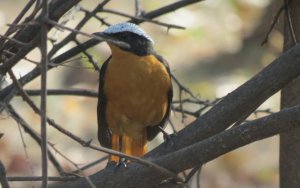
top-left (0, 0), bottom-right (283, 187)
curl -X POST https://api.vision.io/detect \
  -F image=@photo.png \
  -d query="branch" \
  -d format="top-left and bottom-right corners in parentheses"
top-left (40, 0), bottom-right (49, 186)
top-left (51, 104), bottom-right (300, 188)
top-left (101, 9), bottom-right (185, 30)
top-left (140, 0), bottom-right (205, 21)
top-left (0, 161), bottom-right (10, 188)
top-left (20, 89), bottom-right (98, 97)
top-left (6, 104), bottom-right (66, 176)
top-left (0, 0), bottom-right (81, 75)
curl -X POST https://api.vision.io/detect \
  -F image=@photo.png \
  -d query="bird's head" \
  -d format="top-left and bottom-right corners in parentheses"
top-left (96, 23), bottom-right (154, 56)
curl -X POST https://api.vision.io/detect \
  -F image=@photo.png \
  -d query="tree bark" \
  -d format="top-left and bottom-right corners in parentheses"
top-left (280, 0), bottom-right (300, 187)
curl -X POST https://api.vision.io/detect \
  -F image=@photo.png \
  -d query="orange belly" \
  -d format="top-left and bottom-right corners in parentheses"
top-left (104, 50), bottom-right (171, 139)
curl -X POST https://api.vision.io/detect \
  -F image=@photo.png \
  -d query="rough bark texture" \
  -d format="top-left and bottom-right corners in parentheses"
top-left (280, 1), bottom-right (300, 187)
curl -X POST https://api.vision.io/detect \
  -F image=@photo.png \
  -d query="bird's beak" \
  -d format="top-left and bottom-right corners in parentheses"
top-left (92, 32), bottom-right (130, 49)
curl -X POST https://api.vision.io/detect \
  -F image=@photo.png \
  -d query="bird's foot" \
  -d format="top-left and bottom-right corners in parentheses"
top-left (106, 158), bottom-right (129, 170)
top-left (117, 157), bottom-right (129, 168)
top-left (159, 126), bottom-right (177, 146)
top-left (163, 133), bottom-right (177, 146)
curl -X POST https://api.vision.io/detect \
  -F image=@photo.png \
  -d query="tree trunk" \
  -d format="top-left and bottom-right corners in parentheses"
top-left (280, 1), bottom-right (300, 187)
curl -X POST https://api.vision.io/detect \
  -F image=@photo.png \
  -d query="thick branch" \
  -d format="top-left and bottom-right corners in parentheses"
top-left (51, 103), bottom-right (300, 188)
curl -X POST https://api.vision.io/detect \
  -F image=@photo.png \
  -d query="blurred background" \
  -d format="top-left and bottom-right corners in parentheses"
top-left (0, 0), bottom-right (283, 187)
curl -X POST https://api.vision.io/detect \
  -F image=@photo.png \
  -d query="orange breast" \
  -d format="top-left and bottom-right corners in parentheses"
top-left (104, 46), bottom-right (171, 138)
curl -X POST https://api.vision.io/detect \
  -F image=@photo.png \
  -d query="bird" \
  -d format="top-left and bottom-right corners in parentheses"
top-left (96, 23), bottom-right (173, 163)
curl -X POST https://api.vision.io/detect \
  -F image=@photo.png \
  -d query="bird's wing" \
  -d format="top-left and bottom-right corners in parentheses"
top-left (97, 56), bottom-right (112, 148)
top-left (146, 54), bottom-right (173, 141)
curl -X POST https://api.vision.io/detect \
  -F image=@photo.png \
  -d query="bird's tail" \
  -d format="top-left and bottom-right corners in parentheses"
top-left (110, 129), bottom-right (147, 162)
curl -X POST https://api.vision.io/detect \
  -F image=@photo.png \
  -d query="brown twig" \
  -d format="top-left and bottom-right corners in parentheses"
top-left (135, 0), bottom-right (142, 16)
top-left (15, 107), bottom-right (35, 175)
top-left (0, 161), bottom-right (10, 188)
top-left (0, 0), bottom-right (37, 48)
top-left (73, 38), bottom-right (100, 71)
top-left (284, 0), bottom-right (297, 45)
top-left (7, 176), bottom-right (78, 182)
top-left (40, 1), bottom-right (49, 187)
top-left (71, 156), bottom-right (108, 174)
top-left (0, 34), bottom-right (28, 46)
top-left (6, 104), bottom-right (66, 176)
top-left (48, 1), bottom-right (110, 58)
top-left (44, 19), bottom-right (129, 49)
top-left (20, 89), bottom-right (98, 97)
top-left (261, 4), bottom-right (284, 46)
top-left (102, 9), bottom-right (185, 30)
top-left (47, 142), bottom-right (96, 188)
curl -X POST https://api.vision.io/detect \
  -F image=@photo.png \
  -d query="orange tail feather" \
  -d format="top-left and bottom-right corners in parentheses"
top-left (110, 129), bottom-right (147, 162)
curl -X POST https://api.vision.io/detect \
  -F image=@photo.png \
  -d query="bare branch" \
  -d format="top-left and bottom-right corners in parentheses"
top-left (7, 176), bottom-right (78, 182)
top-left (20, 89), bottom-right (98, 97)
top-left (6, 104), bottom-right (67, 176)
top-left (284, 0), bottom-right (297, 44)
top-left (71, 156), bottom-right (108, 174)
top-left (50, 104), bottom-right (300, 188)
top-left (0, 161), bottom-right (10, 188)
top-left (0, 0), bottom-right (81, 75)
top-left (101, 9), bottom-right (185, 30)
top-left (140, 0), bottom-right (206, 21)
top-left (40, 0), bottom-right (49, 186)
top-left (261, 4), bottom-right (284, 45)
top-left (0, 0), bottom-right (37, 47)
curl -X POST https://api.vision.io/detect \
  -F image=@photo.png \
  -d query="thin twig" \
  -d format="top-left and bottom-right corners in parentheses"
top-left (7, 176), bottom-right (78, 182)
top-left (48, 142), bottom-right (96, 188)
top-left (0, 0), bottom-right (37, 48)
top-left (261, 4), bottom-right (284, 46)
top-left (44, 18), bottom-right (129, 49)
top-left (15, 109), bottom-right (35, 175)
top-left (0, 161), bottom-right (10, 188)
top-left (140, 0), bottom-right (205, 21)
top-left (135, 0), bottom-right (141, 16)
top-left (184, 165), bottom-right (201, 184)
top-left (102, 9), bottom-right (185, 30)
top-left (171, 74), bottom-right (199, 101)
top-left (284, 0), bottom-right (297, 45)
top-left (19, 89), bottom-right (98, 97)
top-left (49, 1), bottom-right (110, 58)
top-left (72, 156), bottom-right (108, 174)
top-left (0, 34), bottom-right (28, 46)
top-left (73, 38), bottom-right (100, 71)
top-left (6, 104), bottom-right (66, 175)
top-left (40, 0), bottom-right (49, 186)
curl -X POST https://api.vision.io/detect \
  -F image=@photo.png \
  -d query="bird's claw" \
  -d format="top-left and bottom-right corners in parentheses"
top-left (106, 158), bottom-right (129, 170)
top-left (117, 158), bottom-right (128, 168)
top-left (163, 133), bottom-right (177, 146)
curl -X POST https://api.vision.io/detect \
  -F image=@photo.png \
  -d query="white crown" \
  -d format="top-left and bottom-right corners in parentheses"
top-left (103, 23), bottom-right (153, 43)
